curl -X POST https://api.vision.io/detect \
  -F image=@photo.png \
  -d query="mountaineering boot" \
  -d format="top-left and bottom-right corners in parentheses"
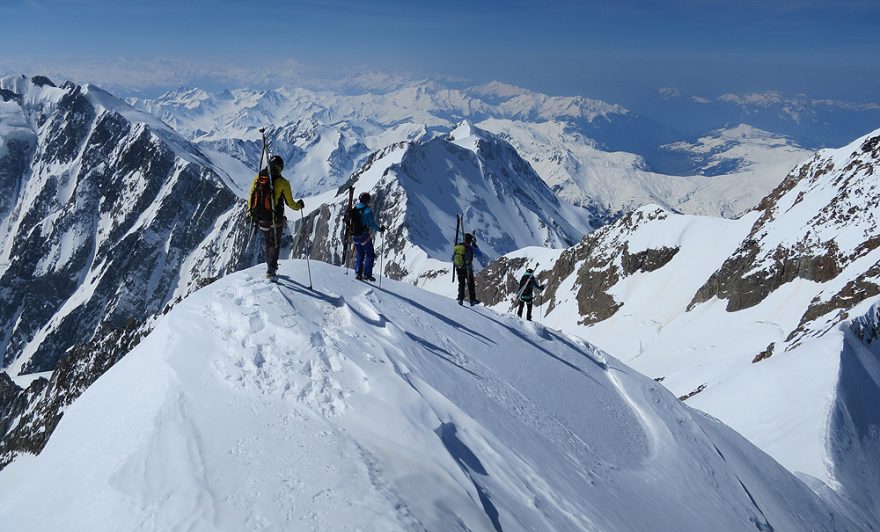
top-left (356, 274), bottom-right (364, 280)
top-left (364, 275), bottom-right (377, 282)
top-left (469, 299), bottom-right (480, 306)
top-left (458, 299), bottom-right (464, 306)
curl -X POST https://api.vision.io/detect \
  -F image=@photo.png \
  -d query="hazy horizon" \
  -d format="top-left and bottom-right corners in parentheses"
top-left (1, 0), bottom-right (877, 107)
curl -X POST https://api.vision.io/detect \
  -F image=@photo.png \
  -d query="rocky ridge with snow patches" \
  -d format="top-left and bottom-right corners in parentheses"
top-left (475, 128), bottom-right (880, 520)
top-left (0, 75), bottom-right (252, 467)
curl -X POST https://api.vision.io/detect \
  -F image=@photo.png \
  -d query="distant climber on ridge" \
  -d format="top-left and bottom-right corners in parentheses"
top-left (453, 232), bottom-right (481, 306)
top-left (248, 155), bottom-right (305, 279)
top-left (515, 267), bottom-right (545, 321)
top-left (351, 192), bottom-right (385, 282)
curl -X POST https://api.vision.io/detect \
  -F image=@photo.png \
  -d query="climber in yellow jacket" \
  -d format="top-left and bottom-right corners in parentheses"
top-left (248, 155), bottom-right (304, 278)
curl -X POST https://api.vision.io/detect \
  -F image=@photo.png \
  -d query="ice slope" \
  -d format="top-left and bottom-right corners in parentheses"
top-left (0, 261), bottom-right (866, 531)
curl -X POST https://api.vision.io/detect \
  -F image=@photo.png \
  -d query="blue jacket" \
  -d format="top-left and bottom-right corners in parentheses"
top-left (354, 202), bottom-right (381, 235)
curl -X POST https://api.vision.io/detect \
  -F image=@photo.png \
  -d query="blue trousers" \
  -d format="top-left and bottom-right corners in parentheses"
top-left (353, 233), bottom-right (376, 276)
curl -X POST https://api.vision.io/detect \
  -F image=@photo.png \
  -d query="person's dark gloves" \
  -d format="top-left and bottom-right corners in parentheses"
top-left (296, 199), bottom-right (305, 209)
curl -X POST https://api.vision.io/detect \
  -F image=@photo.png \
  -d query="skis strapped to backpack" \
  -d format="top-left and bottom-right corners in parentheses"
top-left (452, 214), bottom-right (461, 282)
top-left (250, 128), bottom-right (278, 238)
top-left (515, 261), bottom-right (540, 301)
top-left (342, 187), bottom-right (355, 274)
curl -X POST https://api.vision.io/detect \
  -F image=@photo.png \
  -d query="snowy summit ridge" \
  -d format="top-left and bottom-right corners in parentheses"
top-left (0, 261), bottom-right (866, 531)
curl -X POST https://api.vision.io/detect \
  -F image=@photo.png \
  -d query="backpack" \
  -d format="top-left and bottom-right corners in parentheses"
top-left (452, 243), bottom-right (467, 268)
top-left (346, 204), bottom-right (368, 236)
top-left (250, 173), bottom-right (275, 223)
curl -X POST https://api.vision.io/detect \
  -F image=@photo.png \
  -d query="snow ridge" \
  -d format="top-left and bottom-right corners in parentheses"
top-left (0, 261), bottom-right (866, 531)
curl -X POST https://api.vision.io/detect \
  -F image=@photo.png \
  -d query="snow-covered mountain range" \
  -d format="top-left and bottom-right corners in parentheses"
top-left (128, 81), bottom-right (811, 220)
top-left (0, 77), bottom-right (592, 470)
top-left (0, 261), bottom-right (870, 530)
top-left (648, 88), bottom-right (880, 149)
top-left (476, 128), bottom-right (880, 522)
top-left (0, 75), bottom-right (253, 467)
top-left (2, 71), bottom-right (878, 527)
top-left (483, 120), bottom-right (811, 218)
top-left (289, 122), bottom-right (594, 287)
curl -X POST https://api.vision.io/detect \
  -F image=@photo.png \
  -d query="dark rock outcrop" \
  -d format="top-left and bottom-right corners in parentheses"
top-left (0, 76), bottom-right (251, 469)
top-left (690, 131), bottom-right (880, 315)
top-left (0, 322), bottom-right (146, 469)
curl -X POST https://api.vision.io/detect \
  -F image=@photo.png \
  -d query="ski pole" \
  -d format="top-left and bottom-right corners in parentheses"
top-left (452, 214), bottom-right (461, 283)
top-left (543, 287), bottom-right (550, 321)
top-left (300, 209), bottom-right (313, 289)
top-left (379, 229), bottom-right (385, 288)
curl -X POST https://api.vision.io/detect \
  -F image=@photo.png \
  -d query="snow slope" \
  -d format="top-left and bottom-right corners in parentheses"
top-left (0, 261), bottom-right (867, 531)
top-left (475, 128), bottom-right (880, 522)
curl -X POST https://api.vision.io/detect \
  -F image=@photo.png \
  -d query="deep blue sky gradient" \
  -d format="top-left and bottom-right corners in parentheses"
top-left (1, 0), bottom-right (878, 103)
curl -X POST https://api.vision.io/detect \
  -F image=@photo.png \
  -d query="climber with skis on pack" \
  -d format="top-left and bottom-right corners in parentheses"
top-left (453, 232), bottom-right (481, 306)
top-left (350, 192), bottom-right (385, 282)
top-left (248, 155), bottom-right (305, 279)
top-left (516, 267), bottom-right (545, 321)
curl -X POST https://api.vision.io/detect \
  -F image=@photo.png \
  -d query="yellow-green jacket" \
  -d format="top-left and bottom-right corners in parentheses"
top-left (248, 171), bottom-right (302, 224)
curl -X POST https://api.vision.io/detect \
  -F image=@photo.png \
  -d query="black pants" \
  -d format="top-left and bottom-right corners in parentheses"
top-left (259, 224), bottom-right (284, 274)
top-left (456, 266), bottom-right (476, 302)
top-left (517, 300), bottom-right (534, 320)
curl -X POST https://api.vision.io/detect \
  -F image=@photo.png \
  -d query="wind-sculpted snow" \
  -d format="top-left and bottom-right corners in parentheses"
top-left (0, 261), bottom-right (866, 531)
top-left (827, 302), bottom-right (880, 525)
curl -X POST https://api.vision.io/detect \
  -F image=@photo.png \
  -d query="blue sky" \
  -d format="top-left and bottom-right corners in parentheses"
top-left (1, 0), bottom-right (878, 104)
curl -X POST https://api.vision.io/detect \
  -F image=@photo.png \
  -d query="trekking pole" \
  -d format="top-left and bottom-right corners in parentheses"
top-left (343, 187), bottom-right (354, 276)
top-left (543, 286), bottom-right (550, 321)
top-left (537, 291), bottom-right (543, 325)
top-left (452, 214), bottom-right (461, 283)
top-left (299, 209), bottom-right (313, 289)
top-left (379, 230), bottom-right (385, 288)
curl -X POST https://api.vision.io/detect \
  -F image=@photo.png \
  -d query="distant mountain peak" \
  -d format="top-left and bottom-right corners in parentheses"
top-left (466, 80), bottom-right (531, 100)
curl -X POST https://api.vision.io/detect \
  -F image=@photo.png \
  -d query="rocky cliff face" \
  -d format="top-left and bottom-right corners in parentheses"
top-left (689, 130), bottom-right (880, 347)
top-left (477, 206), bottom-right (679, 324)
top-left (0, 75), bottom-right (252, 469)
top-left (477, 129), bottom-right (880, 347)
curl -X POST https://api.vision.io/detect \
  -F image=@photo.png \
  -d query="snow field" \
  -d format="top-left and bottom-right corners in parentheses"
top-left (0, 261), bottom-right (864, 531)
